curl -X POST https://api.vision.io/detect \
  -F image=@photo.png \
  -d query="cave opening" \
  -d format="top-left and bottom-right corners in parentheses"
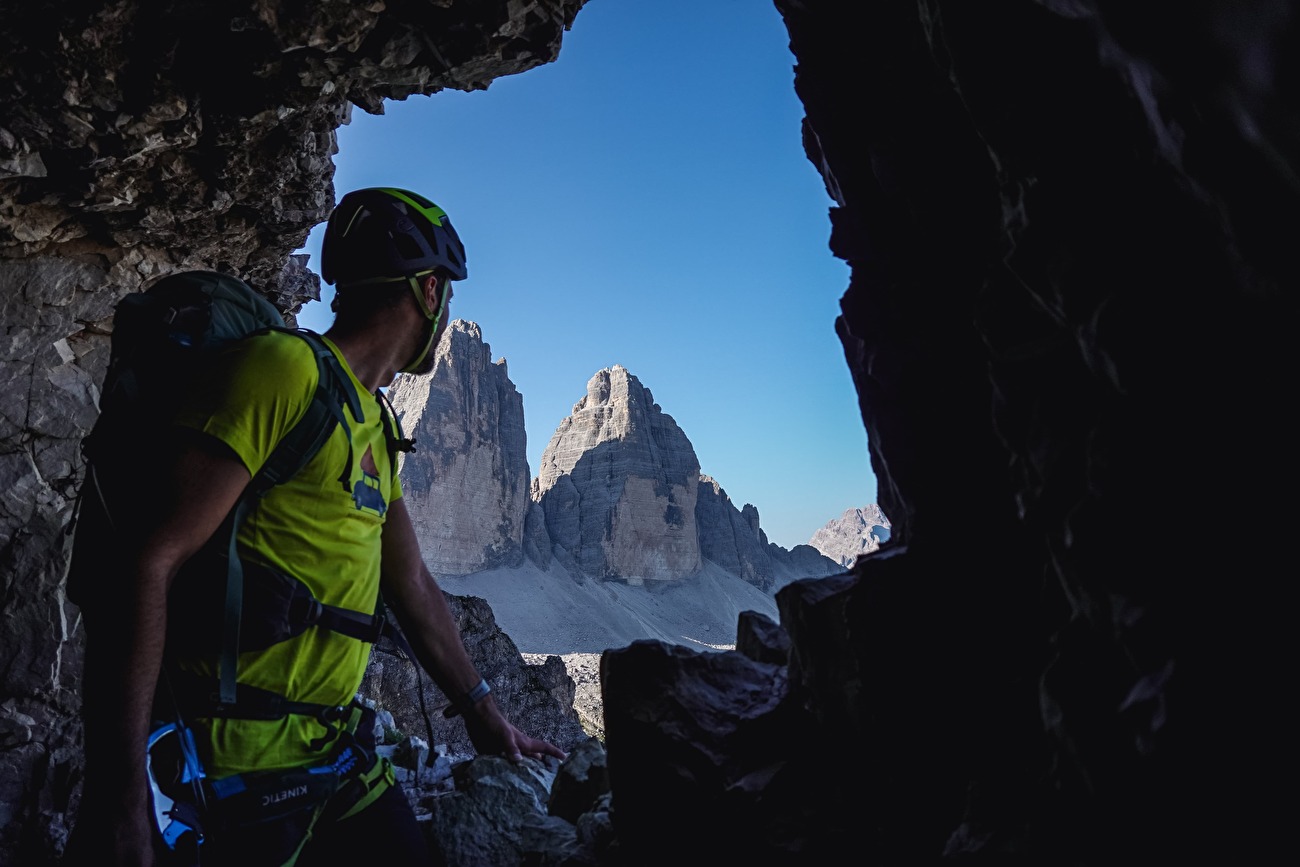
top-left (293, 0), bottom-right (881, 554)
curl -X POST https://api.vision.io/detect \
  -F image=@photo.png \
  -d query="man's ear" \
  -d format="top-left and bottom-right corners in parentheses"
top-left (422, 273), bottom-right (441, 317)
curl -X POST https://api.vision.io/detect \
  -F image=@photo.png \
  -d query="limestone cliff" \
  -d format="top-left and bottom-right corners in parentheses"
top-left (696, 474), bottom-right (840, 592)
top-left (388, 320), bottom-right (531, 575)
top-left (387, 327), bottom-right (825, 598)
top-left (532, 365), bottom-right (702, 582)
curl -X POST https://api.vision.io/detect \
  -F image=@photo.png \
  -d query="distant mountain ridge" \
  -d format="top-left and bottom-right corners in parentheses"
top-left (388, 320), bottom-right (842, 650)
top-left (808, 504), bottom-right (892, 568)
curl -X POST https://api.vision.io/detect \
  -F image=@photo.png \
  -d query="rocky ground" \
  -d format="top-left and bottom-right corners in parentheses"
top-left (443, 560), bottom-right (769, 742)
top-left (522, 646), bottom-right (740, 743)
top-left (522, 652), bottom-right (605, 739)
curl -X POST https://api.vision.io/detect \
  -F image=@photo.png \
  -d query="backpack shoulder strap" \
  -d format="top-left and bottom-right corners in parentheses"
top-left (214, 327), bottom-right (364, 705)
top-left (250, 328), bottom-right (364, 497)
top-left (376, 386), bottom-right (416, 458)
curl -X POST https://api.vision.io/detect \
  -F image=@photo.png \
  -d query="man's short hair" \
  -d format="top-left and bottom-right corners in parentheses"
top-left (330, 276), bottom-right (415, 328)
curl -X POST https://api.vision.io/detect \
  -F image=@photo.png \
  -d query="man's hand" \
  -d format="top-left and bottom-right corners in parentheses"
top-left (65, 782), bottom-right (157, 867)
top-left (380, 498), bottom-right (568, 763)
top-left (462, 693), bottom-right (568, 762)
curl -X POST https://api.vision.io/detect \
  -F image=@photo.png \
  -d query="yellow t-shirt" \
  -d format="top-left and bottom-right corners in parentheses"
top-left (173, 329), bottom-right (402, 776)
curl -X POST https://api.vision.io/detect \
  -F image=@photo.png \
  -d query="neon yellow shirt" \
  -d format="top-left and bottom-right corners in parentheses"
top-left (173, 329), bottom-right (402, 776)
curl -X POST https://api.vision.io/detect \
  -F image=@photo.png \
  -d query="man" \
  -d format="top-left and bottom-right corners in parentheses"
top-left (69, 187), bottom-right (565, 867)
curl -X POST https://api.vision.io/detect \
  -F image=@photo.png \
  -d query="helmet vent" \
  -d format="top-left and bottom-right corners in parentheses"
top-left (393, 233), bottom-right (423, 261)
top-left (404, 190), bottom-right (436, 209)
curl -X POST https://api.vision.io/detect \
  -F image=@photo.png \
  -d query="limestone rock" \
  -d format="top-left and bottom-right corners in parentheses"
top-left (763, 540), bottom-right (842, 590)
top-left (808, 504), bottom-right (892, 568)
top-left (384, 329), bottom-right (836, 600)
top-left (425, 754), bottom-right (576, 867)
top-left (696, 474), bottom-right (840, 592)
top-left (533, 365), bottom-right (702, 582)
top-left (388, 320), bottom-right (531, 575)
top-left (695, 474), bottom-right (771, 588)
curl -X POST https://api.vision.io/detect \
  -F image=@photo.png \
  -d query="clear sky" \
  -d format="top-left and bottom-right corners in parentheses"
top-left (295, 0), bottom-right (877, 549)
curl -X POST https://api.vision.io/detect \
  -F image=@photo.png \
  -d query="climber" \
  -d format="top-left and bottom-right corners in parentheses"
top-left (66, 187), bottom-right (566, 867)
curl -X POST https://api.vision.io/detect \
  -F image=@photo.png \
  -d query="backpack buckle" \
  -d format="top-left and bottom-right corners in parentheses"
top-left (288, 592), bottom-right (324, 628)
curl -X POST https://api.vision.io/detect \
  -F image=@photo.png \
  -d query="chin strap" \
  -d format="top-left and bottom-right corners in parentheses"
top-left (398, 272), bottom-right (449, 374)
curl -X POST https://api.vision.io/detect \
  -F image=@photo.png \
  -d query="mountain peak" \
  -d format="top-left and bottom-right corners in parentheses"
top-left (391, 324), bottom-right (840, 598)
top-left (808, 504), bottom-right (893, 568)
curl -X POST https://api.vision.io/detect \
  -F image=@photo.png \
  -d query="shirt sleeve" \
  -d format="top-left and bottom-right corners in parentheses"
top-left (173, 331), bottom-right (317, 476)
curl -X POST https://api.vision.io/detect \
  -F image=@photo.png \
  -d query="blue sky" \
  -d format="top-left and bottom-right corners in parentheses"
top-left (296, 0), bottom-right (877, 549)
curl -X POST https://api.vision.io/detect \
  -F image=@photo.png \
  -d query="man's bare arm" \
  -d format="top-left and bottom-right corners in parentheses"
top-left (379, 497), bottom-right (566, 761)
top-left (85, 440), bottom-right (251, 867)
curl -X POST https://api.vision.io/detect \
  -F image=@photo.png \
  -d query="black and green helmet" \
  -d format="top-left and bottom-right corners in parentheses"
top-left (321, 187), bottom-right (468, 287)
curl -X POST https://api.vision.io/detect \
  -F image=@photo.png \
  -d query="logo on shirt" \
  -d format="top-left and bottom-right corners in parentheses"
top-left (352, 444), bottom-right (388, 516)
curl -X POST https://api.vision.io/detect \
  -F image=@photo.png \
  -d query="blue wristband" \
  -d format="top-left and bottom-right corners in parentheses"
top-left (442, 678), bottom-right (491, 718)
top-left (465, 678), bottom-right (491, 703)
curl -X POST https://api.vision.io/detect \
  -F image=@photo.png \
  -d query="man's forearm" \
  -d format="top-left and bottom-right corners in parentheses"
top-left (90, 555), bottom-right (176, 800)
top-left (388, 565), bottom-right (489, 709)
top-left (380, 498), bottom-right (492, 712)
top-left (89, 441), bottom-right (252, 798)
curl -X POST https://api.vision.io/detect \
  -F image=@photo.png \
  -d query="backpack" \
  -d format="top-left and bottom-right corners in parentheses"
top-left (67, 269), bottom-right (414, 718)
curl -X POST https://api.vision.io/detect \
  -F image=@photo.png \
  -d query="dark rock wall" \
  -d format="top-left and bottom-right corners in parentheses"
top-left (814, 2), bottom-right (1292, 859)
top-left (599, 3), bottom-right (1296, 865)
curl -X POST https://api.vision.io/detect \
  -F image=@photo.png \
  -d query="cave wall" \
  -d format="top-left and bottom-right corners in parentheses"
top-left (0, 2), bottom-right (583, 863)
top-left (598, 2), bottom-right (1297, 865)
top-left (764, 1), bottom-right (1293, 861)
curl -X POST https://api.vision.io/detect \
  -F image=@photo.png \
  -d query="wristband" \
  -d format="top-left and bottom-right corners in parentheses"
top-left (442, 677), bottom-right (491, 718)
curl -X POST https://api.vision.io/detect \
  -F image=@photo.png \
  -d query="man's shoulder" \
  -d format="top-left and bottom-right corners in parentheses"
top-left (235, 327), bottom-right (321, 360)
top-left (191, 329), bottom-right (325, 412)
top-left (220, 328), bottom-right (325, 380)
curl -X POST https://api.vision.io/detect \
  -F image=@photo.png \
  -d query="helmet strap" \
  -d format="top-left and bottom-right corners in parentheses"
top-left (408, 270), bottom-right (438, 319)
top-left (399, 273), bottom-right (449, 374)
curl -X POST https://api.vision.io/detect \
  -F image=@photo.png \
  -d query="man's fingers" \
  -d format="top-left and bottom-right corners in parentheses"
top-left (520, 735), bottom-right (567, 761)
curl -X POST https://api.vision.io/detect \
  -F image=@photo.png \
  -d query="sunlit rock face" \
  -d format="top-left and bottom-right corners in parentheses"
top-left (388, 320), bottom-right (531, 575)
top-left (533, 366), bottom-right (701, 581)
top-left (386, 329), bottom-right (835, 593)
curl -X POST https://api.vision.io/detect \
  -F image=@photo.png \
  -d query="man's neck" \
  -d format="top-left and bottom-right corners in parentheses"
top-left (322, 327), bottom-right (403, 392)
